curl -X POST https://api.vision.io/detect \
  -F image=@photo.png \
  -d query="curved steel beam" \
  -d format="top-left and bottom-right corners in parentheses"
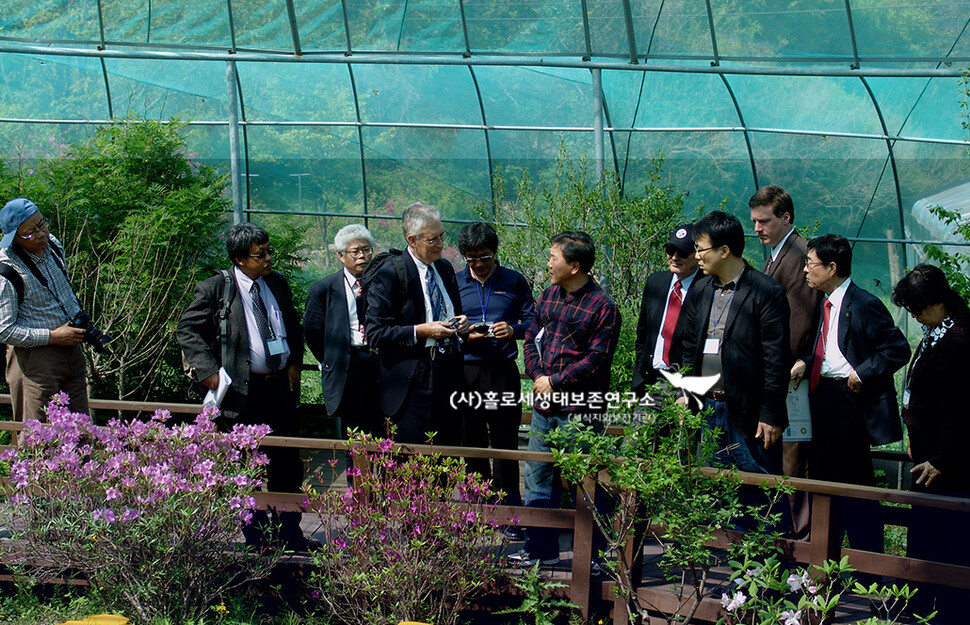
top-left (346, 64), bottom-right (369, 222)
top-left (467, 66), bottom-right (495, 212)
top-left (719, 74), bottom-right (758, 190)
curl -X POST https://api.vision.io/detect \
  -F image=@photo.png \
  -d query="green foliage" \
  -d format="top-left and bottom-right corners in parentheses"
top-left (0, 117), bottom-right (232, 401)
top-left (305, 432), bottom-right (506, 625)
top-left (479, 149), bottom-right (693, 390)
top-left (497, 562), bottom-right (580, 625)
top-left (546, 390), bottom-right (788, 625)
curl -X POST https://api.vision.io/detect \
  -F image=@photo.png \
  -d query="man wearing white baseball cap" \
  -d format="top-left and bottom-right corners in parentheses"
top-left (0, 197), bottom-right (88, 422)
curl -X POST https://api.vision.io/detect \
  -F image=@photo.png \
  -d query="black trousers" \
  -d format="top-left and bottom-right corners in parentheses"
top-left (463, 359), bottom-right (523, 506)
top-left (391, 351), bottom-right (464, 446)
top-left (809, 377), bottom-right (883, 553)
top-left (333, 348), bottom-right (385, 438)
top-left (232, 373), bottom-right (304, 493)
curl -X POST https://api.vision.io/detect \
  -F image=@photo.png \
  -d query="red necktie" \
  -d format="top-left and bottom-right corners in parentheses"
top-left (354, 279), bottom-right (367, 344)
top-left (661, 280), bottom-right (683, 366)
top-left (809, 299), bottom-right (832, 391)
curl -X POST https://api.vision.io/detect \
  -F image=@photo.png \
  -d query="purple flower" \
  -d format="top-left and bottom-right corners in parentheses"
top-left (120, 508), bottom-right (141, 523)
top-left (105, 487), bottom-right (121, 501)
top-left (93, 508), bottom-right (117, 524)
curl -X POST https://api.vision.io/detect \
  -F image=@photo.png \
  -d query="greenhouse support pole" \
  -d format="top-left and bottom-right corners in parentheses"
top-left (592, 68), bottom-right (605, 184)
top-left (226, 60), bottom-right (244, 224)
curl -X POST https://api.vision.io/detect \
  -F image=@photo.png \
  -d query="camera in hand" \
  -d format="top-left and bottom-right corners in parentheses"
top-left (70, 311), bottom-right (114, 353)
top-left (469, 321), bottom-right (493, 334)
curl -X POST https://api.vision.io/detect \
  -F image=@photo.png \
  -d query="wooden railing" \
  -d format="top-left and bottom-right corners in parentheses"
top-left (3, 395), bottom-right (970, 622)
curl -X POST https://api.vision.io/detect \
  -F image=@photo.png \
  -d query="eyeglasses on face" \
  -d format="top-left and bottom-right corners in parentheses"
top-left (17, 217), bottom-right (50, 240)
top-left (417, 232), bottom-right (447, 246)
top-left (248, 246), bottom-right (275, 259)
top-left (693, 244), bottom-right (716, 254)
top-left (804, 258), bottom-right (828, 269)
top-left (664, 245), bottom-right (688, 258)
top-left (463, 254), bottom-right (494, 263)
top-left (343, 246), bottom-right (373, 257)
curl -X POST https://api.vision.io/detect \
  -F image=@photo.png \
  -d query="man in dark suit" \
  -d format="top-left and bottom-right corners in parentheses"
top-left (749, 185), bottom-right (822, 539)
top-left (633, 223), bottom-right (699, 393)
top-left (178, 223), bottom-right (311, 550)
top-left (304, 224), bottom-right (383, 439)
top-left (364, 202), bottom-right (468, 445)
top-left (792, 233), bottom-right (910, 553)
top-left (680, 211), bottom-right (791, 475)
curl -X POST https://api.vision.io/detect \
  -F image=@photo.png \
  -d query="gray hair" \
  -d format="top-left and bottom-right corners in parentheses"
top-left (401, 202), bottom-right (441, 238)
top-left (334, 224), bottom-right (375, 252)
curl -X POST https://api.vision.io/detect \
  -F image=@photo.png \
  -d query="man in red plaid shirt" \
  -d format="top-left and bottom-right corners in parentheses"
top-left (510, 231), bottom-right (621, 569)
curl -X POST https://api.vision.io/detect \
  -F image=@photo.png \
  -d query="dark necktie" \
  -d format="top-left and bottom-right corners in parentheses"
top-left (354, 278), bottom-right (366, 344)
top-left (660, 280), bottom-right (683, 366)
top-left (251, 281), bottom-right (282, 371)
top-left (427, 265), bottom-right (446, 322)
top-left (809, 299), bottom-right (832, 391)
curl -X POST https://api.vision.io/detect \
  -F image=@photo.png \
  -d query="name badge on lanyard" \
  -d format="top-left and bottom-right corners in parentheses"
top-left (266, 337), bottom-right (286, 356)
top-left (703, 337), bottom-right (720, 354)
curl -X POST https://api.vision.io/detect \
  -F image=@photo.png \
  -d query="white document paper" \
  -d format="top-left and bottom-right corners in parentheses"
top-left (783, 380), bottom-right (812, 442)
top-left (659, 369), bottom-right (721, 396)
top-left (533, 327), bottom-right (545, 359)
top-left (203, 367), bottom-right (233, 407)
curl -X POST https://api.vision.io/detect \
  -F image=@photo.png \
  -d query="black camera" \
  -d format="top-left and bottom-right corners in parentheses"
top-left (70, 311), bottom-right (114, 353)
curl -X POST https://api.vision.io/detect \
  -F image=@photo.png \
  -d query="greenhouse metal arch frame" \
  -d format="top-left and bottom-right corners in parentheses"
top-left (2, 1), bottom-right (970, 300)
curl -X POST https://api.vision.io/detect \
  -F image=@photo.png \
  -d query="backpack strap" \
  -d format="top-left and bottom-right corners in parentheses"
top-left (0, 263), bottom-right (24, 305)
top-left (216, 269), bottom-right (235, 367)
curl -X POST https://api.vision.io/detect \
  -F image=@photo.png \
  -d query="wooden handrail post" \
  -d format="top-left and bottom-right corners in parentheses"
top-left (809, 494), bottom-right (842, 566)
top-left (571, 476), bottom-right (596, 619)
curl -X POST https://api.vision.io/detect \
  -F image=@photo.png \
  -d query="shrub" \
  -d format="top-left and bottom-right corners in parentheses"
top-left (0, 394), bottom-right (276, 624)
top-left (305, 432), bottom-right (507, 625)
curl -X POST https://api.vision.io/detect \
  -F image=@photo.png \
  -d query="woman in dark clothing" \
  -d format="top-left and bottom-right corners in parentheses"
top-left (892, 264), bottom-right (970, 623)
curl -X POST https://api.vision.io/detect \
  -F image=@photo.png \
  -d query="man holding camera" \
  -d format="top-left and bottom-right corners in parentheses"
top-left (0, 197), bottom-right (89, 421)
top-left (364, 202), bottom-right (468, 445)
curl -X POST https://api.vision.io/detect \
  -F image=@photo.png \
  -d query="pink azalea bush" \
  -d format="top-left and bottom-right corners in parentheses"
top-left (305, 432), bottom-right (508, 625)
top-left (1, 393), bottom-right (275, 624)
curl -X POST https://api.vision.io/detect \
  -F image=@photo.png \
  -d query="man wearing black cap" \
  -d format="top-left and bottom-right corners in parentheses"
top-left (632, 224), bottom-right (700, 392)
top-left (0, 198), bottom-right (89, 422)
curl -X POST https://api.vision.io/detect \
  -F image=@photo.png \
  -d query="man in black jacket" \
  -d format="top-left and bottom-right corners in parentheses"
top-left (680, 211), bottom-right (791, 475)
top-left (304, 224), bottom-right (382, 438)
top-left (178, 223), bottom-right (311, 550)
top-left (633, 223), bottom-right (699, 393)
top-left (364, 203), bottom-right (468, 444)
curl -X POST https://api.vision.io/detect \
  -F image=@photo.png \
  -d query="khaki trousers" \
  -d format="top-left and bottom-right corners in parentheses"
top-left (6, 343), bottom-right (88, 422)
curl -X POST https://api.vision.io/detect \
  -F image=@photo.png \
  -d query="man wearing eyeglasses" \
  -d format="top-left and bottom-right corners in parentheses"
top-left (0, 197), bottom-right (89, 422)
top-left (632, 223), bottom-right (699, 393)
top-left (178, 223), bottom-right (312, 551)
top-left (304, 224), bottom-right (383, 442)
top-left (364, 202), bottom-right (469, 445)
top-left (455, 221), bottom-right (535, 521)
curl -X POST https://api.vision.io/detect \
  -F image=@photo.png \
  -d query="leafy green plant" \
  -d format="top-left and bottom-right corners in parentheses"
top-left (546, 388), bottom-right (788, 625)
top-left (717, 555), bottom-right (934, 625)
top-left (498, 562), bottom-right (581, 625)
top-left (304, 431), bottom-right (507, 625)
top-left (1, 394), bottom-right (277, 624)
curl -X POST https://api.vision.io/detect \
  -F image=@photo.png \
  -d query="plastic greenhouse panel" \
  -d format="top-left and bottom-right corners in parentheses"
top-left (289, 1), bottom-right (346, 51)
top-left (637, 0), bottom-right (715, 59)
top-left (850, 0), bottom-right (970, 61)
top-left (709, 0), bottom-right (854, 62)
top-left (621, 71), bottom-right (739, 129)
top-left (352, 64), bottom-right (483, 125)
top-left (462, 0), bottom-right (586, 55)
top-left (0, 53), bottom-right (109, 120)
top-left (725, 74), bottom-right (884, 136)
top-left (243, 125), bottom-right (365, 215)
top-left (360, 126), bottom-right (490, 219)
top-left (237, 62), bottom-right (356, 122)
top-left (103, 0), bottom-right (231, 49)
top-left (0, 0), bottom-right (100, 42)
top-left (105, 59), bottom-right (228, 121)
top-left (475, 65), bottom-right (594, 128)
